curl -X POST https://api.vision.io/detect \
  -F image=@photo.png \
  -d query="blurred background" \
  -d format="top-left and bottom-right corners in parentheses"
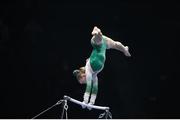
top-left (0, 0), bottom-right (178, 119)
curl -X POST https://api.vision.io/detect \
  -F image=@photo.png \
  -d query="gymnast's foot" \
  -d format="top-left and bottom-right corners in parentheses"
top-left (92, 26), bottom-right (102, 36)
top-left (124, 46), bottom-right (131, 57)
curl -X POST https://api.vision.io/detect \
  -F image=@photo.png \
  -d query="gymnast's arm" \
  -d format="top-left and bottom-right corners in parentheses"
top-left (104, 35), bottom-right (131, 57)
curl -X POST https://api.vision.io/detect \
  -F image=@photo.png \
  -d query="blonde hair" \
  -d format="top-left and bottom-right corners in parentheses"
top-left (74, 67), bottom-right (85, 81)
top-left (79, 67), bottom-right (85, 73)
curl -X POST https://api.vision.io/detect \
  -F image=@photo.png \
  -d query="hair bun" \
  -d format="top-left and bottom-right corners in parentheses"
top-left (73, 70), bottom-right (80, 76)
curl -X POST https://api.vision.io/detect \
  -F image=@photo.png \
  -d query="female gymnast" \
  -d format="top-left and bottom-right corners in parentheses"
top-left (73, 26), bottom-right (131, 109)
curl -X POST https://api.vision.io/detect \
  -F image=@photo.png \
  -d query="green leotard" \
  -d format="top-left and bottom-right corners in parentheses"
top-left (85, 36), bottom-right (107, 96)
top-left (90, 36), bottom-right (107, 72)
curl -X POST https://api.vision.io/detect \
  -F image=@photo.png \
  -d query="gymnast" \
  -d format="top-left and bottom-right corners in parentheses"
top-left (73, 26), bottom-right (131, 109)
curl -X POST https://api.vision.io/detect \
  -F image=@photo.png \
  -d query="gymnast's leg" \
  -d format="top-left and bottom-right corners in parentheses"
top-left (104, 35), bottom-right (131, 57)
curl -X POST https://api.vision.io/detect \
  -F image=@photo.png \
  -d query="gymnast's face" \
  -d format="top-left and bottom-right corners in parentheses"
top-left (79, 73), bottom-right (86, 84)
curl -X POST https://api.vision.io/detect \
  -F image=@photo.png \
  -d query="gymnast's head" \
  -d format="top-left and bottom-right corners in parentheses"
top-left (73, 67), bottom-right (86, 84)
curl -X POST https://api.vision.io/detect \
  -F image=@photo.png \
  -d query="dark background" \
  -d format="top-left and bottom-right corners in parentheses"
top-left (0, 0), bottom-right (178, 119)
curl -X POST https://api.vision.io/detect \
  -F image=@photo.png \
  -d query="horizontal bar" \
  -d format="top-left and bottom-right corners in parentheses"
top-left (63, 95), bottom-right (109, 111)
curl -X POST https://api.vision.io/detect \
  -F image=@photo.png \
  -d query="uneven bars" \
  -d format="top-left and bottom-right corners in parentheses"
top-left (64, 95), bottom-right (110, 110)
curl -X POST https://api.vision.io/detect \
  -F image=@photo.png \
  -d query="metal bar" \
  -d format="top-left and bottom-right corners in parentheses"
top-left (64, 95), bottom-right (109, 110)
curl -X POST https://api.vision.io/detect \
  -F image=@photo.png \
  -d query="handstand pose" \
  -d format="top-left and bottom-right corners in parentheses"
top-left (73, 26), bottom-right (131, 109)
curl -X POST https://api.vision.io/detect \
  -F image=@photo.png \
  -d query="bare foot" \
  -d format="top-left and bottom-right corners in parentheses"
top-left (124, 46), bottom-right (131, 57)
